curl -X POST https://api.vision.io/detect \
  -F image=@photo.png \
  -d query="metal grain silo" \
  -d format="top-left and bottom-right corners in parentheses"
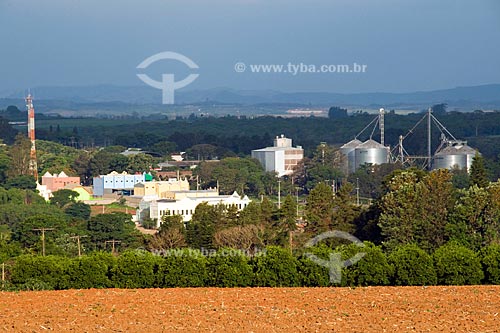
top-left (340, 139), bottom-right (362, 173)
top-left (461, 144), bottom-right (478, 172)
top-left (354, 139), bottom-right (390, 170)
top-left (432, 141), bottom-right (478, 171)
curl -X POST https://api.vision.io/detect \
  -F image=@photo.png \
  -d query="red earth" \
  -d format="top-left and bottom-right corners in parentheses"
top-left (0, 286), bottom-right (499, 332)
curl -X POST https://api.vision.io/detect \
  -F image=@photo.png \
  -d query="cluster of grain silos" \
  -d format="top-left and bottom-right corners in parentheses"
top-left (339, 107), bottom-right (479, 174)
top-left (341, 138), bottom-right (390, 173)
top-left (432, 140), bottom-right (477, 172)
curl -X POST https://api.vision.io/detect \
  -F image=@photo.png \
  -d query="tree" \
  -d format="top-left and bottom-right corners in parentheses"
top-left (330, 183), bottom-right (359, 234)
top-left (305, 182), bottom-right (333, 234)
top-left (348, 163), bottom-right (402, 199)
top-left (328, 106), bottom-right (348, 119)
top-left (433, 242), bottom-right (483, 285)
top-left (252, 246), bottom-right (299, 287)
top-left (149, 140), bottom-right (176, 157)
top-left (64, 202), bottom-right (91, 220)
top-left (338, 242), bottom-right (393, 287)
top-left (50, 189), bottom-right (79, 208)
top-left (148, 228), bottom-right (186, 251)
top-left (148, 215), bottom-right (187, 251)
top-left (111, 250), bottom-right (162, 288)
top-left (11, 255), bottom-right (70, 290)
top-left (188, 144), bottom-right (218, 160)
top-left (126, 154), bottom-right (155, 173)
top-left (0, 227), bottom-right (22, 264)
top-left (481, 244), bottom-right (500, 284)
top-left (469, 153), bottom-right (489, 188)
top-left (297, 144), bottom-right (345, 191)
top-left (259, 196), bottom-right (276, 225)
top-left (0, 116), bottom-right (18, 144)
top-left (213, 224), bottom-right (265, 251)
top-left (0, 144), bottom-right (11, 184)
top-left (270, 195), bottom-right (297, 247)
top-left (70, 152), bottom-right (92, 185)
top-left (63, 252), bottom-right (116, 289)
top-left (186, 203), bottom-right (217, 249)
top-left (13, 214), bottom-right (69, 253)
top-left (158, 249), bottom-right (208, 287)
top-left (431, 103), bottom-right (447, 115)
top-left (4, 175), bottom-right (37, 191)
top-left (7, 133), bottom-right (32, 178)
top-left (388, 244), bottom-right (437, 286)
top-left (238, 201), bottom-right (262, 226)
top-left (447, 182), bottom-right (500, 251)
top-left (195, 157), bottom-right (266, 195)
top-left (296, 243), bottom-right (333, 287)
top-left (87, 212), bottom-right (142, 251)
top-left (379, 170), bottom-right (455, 251)
top-left (207, 248), bottom-right (253, 287)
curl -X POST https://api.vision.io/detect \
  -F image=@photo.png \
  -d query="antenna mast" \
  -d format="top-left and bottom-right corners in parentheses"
top-left (379, 108), bottom-right (385, 146)
top-left (427, 107), bottom-right (432, 170)
top-left (26, 94), bottom-right (38, 180)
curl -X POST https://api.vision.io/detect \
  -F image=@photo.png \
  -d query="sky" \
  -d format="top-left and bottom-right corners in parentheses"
top-left (0, 0), bottom-right (499, 94)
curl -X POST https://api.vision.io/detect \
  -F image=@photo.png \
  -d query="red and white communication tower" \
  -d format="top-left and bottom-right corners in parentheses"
top-left (26, 94), bottom-right (38, 180)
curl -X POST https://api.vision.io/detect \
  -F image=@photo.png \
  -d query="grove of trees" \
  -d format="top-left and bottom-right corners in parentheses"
top-left (2, 105), bottom-right (500, 290)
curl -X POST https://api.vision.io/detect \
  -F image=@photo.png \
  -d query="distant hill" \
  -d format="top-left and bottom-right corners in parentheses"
top-left (1, 84), bottom-right (499, 114)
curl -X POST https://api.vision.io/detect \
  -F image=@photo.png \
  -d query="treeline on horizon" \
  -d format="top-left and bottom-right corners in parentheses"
top-left (3, 104), bottom-right (500, 160)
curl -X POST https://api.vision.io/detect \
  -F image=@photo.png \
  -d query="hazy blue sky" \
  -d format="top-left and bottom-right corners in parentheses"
top-left (1, 0), bottom-right (499, 94)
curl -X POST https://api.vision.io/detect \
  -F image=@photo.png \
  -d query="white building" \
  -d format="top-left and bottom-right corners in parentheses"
top-left (251, 135), bottom-right (304, 177)
top-left (148, 191), bottom-right (251, 227)
top-left (136, 190), bottom-right (251, 227)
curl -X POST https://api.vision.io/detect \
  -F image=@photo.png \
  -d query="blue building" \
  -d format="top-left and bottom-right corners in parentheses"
top-left (92, 171), bottom-right (153, 196)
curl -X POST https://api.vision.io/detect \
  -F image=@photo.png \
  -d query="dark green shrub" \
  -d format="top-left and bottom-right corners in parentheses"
top-left (338, 242), bottom-right (393, 286)
top-left (388, 244), bottom-right (437, 286)
top-left (159, 248), bottom-right (208, 287)
top-left (252, 246), bottom-right (299, 287)
top-left (433, 242), bottom-right (483, 285)
top-left (11, 255), bottom-right (70, 290)
top-left (207, 248), bottom-right (253, 287)
top-left (63, 252), bottom-right (116, 289)
top-left (297, 244), bottom-right (331, 287)
top-left (112, 250), bottom-right (163, 288)
top-left (480, 244), bottom-right (500, 284)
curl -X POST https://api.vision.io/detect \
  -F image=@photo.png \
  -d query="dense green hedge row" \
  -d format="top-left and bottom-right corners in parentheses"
top-left (3, 242), bottom-right (500, 290)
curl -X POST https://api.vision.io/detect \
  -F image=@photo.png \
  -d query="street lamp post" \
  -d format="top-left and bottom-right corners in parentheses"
top-left (356, 178), bottom-right (360, 205)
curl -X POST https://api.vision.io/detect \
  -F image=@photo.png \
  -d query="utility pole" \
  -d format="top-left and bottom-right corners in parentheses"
top-left (356, 178), bottom-right (360, 206)
top-left (105, 240), bottom-right (121, 255)
top-left (277, 179), bottom-right (281, 209)
top-left (295, 187), bottom-right (300, 218)
top-left (70, 235), bottom-right (88, 257)
top-left (2, 262), bottom-right (5, 289)
top-left (320, 142), bottom-right (326, 165)
top-left (33, 228), bottom-right (55, 256)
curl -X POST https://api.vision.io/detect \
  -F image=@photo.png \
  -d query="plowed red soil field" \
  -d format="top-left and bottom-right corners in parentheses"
top-left (1, 286), bottom-right (499, 332)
